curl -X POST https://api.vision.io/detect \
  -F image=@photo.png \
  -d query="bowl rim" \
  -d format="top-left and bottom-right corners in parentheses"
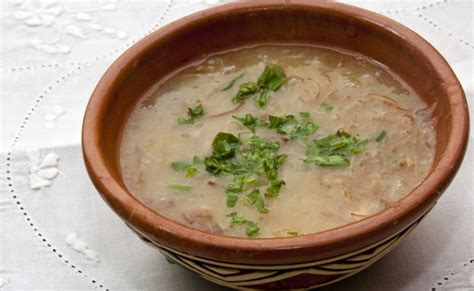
top-left (82, 0), bottom-right (469, 264)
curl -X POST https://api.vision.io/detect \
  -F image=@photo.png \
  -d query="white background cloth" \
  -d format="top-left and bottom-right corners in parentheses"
top-left (1, 0), bottom-right (473, 290)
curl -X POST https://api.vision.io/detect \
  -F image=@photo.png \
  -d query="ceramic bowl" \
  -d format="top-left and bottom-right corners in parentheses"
top-left (82, 1), bottom-right (469, 289)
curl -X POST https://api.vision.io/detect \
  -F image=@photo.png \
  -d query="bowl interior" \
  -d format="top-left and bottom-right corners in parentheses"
top-left (101, 3), bottom-right (456, 178)
top-left (83, 1), bottom-right (468, 264)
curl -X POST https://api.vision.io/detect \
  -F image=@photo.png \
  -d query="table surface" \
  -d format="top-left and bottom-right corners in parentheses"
top-left (1, 0), bottom-right (473, 290)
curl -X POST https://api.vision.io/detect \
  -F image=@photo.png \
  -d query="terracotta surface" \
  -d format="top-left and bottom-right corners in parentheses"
top-left (82, 0), bottom-right (468, 268)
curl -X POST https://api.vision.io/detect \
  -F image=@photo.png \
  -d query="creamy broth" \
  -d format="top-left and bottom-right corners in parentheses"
top-left (120, 45), bottom-right (436, 238)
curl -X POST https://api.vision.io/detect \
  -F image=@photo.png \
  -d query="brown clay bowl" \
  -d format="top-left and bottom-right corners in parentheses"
top-left (82, 0), bottom-right (469, 289)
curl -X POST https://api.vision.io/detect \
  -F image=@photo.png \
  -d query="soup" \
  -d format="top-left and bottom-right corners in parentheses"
top-left (120, 45), bottom-right (436, 238)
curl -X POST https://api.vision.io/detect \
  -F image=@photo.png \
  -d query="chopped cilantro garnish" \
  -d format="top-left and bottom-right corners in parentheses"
top-left (186, 167), bottom-right (197, 177)
top-left (232, 65), bottom-right (286, 107)
top-left (247, 135), bottom-right (281, 157)
top-left (221, 73), bottom-right (245, 91)
top-left (257, 65), bottom-right (286, 91)
top-left (233, 82), bottom-right (259, 104)
top-left (299, 112), bottom-right (310, 120)
top-left (227, 212), bottom-right (260, 237)
top-left (233, 112), bottom-right (318, 140)
top-left (167, 184), bottom-right (193, 191)
top-left (375, 130), bottom-right (387, 142)
top-left (320, 103), bottom-right (333, 112)
top-left (170, 155), bottom-right (202, 177)
top-left (226, 193), bottom-right (239, 207)
top-left (268, 114), bottom-right (319, 140)
top-left (313, 155), bottom-right (348, 167)
top-left (269, 115), bottom-right (298, 134)
top-left (265, 179), bottom-right (286, 198)
top-left (177, 104), bottom-right (205, 125)
top-left (245, 221), bottom-right (260, 237)
top-left (211, 132), bottom-right (241, 159)
top-left (204, 132), bottom-right (241, 175)
top-left (203, 133), bottom-right (287, 207)
top-left (203, 155), bottom-right (228, 176)
top-left (245, 177), bottom-right (257, 185)
top-left (227, 212), bottom-right (247, 226)
top-left (296, 121), bottom-right (319, 141)
top-left (305, 130), bottom-right (367, 167)
top-left (170, 161), bottom-right (197, 177)
top-left (255, 90), bottom-right (271, 107)
top-left (287, 231), bottom-right (299, 236)
top-left (192, 155), bottom-right (203, 165)
top-left (225, 175), bottom-right (246, 194)
top-left (171, 161), bottom-right (190, 171)
top-left (233, 114), bottom-right (267, 133)
top-left (246, 189), bottom-right (269, 213)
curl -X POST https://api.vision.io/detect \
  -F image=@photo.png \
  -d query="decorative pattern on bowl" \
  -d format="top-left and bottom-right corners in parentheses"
top-left (132, 209), bottom-right (429, 290)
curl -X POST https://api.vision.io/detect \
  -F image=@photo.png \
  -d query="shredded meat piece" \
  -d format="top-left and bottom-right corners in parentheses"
top-left (208, 102), bottom-right (244, 118)
top-left (182, 209), bottom-right (223, 234)
top-left (350, 212), bottom-right (369, 218)
top-left (207, 180), bottom-right (216, 186)
top-left (415, 102), bottom-right (437, 120)
top-left (395, 157), bottom-right (414, 169)
top-left (153, 198), bottom-right (175, 212)
top-left (364, 93), bottom-right (411, 112)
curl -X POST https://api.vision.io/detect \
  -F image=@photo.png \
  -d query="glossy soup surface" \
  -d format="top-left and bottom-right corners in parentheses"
top-left (120, 45), bottom-right (436, 238)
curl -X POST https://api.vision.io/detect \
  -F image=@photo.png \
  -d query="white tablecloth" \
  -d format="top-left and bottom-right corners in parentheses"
top-left (1, 1), bottom-right (473, 290)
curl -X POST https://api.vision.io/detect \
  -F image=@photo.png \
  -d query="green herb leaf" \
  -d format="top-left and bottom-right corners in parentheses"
top-left (177, 104), bottom-right (205, 125)
top-left (167, 184), bottom-right (193, 191)
top-left (177, 117), bottom-right (193, 125)
top-left (320, 103), bottom-right (333, 112)
top-left (247, 189), bottom-right (269, 213)
top-left (305, 130), bottom-right (366, 167)
top-left (314, 155), bottom-right (349, 167)
top-left (171, 161), bottom-right (191, 172)
top-left (245, 221), bottom-right (260, 237)
top-left (295, 121), bottom-right (319, 140)
top-left (233, 114), bottom-right (266, 133)
top-left (257, 65), bottom-right (286, 91)
top-left (204, 156), bottom-right (229, 175)
top-left (171, 157), bottom-right (201, 177)
top-left (186, 167), bottom-right (198, 177)
top-left (192, 155), bottom-right (203, 165)
top-left (221, 73), bottom-right (245, 91)
top-left (225, 175), bottom-right (246, 194)
top-left (351, 139), bottom-right (368, 154)
top-left (231, 66), bottom-right (286, 107)
top-left (233, 82), bottom-right (259, 104)
top-left (189, 104), bottom-right (204, 118)
top-left (265, 179), bottom-right (285, 198)
top-left (268, 114), bottom-right (318, 140)
top-left (226, 193), bottom-right (239, 208)
top-left (227, 212), bottom-right (247, 227)
top-left (299, 112), bottom-right (310, 120)
top-left (227, 212), bottom-right (260, 237)
top-left (212, 132), bottom-right (240, 159)
top-left (269, 115), bottom-right (298, 134)
top-left (245, 177), bottom-right (257, 185)
top-left (256, 89), bottom-right (271, 108)
top-left (375, 130), bottom-right (387, 142)
top-left (202, 134), bottom-right (287, 220)
top-left (262, 155), bottom-right (287, 181)
top-left (287, 231), bottom-right (299, 236)
top-left (248, 135), bottom-right (281, 154)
